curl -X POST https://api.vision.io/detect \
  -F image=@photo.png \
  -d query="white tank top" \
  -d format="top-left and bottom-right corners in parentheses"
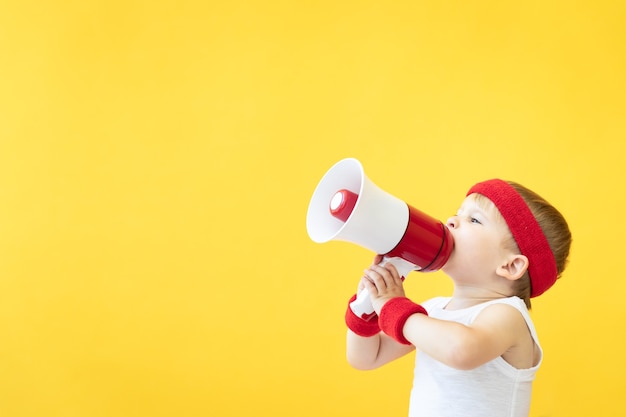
top-left (408, 296), bottom-right (541, 417)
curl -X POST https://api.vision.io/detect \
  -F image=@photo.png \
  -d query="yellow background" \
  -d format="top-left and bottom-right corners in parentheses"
top-left (1, 1), bottom-right (624, 416)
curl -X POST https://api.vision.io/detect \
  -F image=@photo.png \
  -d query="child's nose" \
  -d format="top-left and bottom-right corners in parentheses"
top-left (446, 216), bottom-right (458, 229)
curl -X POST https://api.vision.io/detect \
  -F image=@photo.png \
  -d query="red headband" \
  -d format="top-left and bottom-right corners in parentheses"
top-left (467, 179), bottom-right (557, 297)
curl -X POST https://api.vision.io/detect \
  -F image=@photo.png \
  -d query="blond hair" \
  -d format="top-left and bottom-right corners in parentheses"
top-left (506, 182), bottom-right (572, 308)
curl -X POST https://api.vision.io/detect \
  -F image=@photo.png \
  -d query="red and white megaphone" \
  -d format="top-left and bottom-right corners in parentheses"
top-left (306, 158), bottom-right (454, 319)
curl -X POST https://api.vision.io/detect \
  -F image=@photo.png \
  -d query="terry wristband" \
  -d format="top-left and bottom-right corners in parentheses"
top-left (379, 297), bottom-right (428, 345)
top-left (345, 294), bottom-right (380, 337)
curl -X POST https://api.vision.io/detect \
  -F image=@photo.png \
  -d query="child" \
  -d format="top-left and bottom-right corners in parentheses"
top-left (345, 179), bottom-right (572, 417)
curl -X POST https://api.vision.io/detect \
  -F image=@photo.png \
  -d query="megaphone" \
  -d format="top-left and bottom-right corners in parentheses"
top-left (306, 158), bottom-right (454, 319)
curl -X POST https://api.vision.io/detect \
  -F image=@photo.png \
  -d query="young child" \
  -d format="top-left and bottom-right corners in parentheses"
top-left (345, 179), bottom-right (572, 417)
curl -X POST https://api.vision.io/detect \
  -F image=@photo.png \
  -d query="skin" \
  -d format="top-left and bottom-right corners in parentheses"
top-left (346, 194), bottom-right (541, 372)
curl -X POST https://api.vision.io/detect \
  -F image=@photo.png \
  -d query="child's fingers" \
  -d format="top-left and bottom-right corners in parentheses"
top-left (364, 267), bottom-right (386, 291)
top-left (360, 275), bottom-right (378, 296)
top-left (371, 263), bottom-right (404, 288)
top-left (369, 265), bottom-right (399, 290)
top-left (383, 262), bottom-right (400, 278)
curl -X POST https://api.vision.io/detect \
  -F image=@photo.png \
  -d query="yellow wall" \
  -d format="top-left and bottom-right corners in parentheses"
top-left (0, 1), bottom-right (624, 416)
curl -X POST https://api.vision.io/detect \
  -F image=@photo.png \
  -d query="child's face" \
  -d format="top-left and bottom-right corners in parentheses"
top-left (442, 194), bottom-right (515, 283)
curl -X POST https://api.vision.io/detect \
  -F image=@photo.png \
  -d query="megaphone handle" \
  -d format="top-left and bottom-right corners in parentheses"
top-left (380, 256), bottom-right (418, 278)
top-left (349, 288), bottom-right (376, 320)
top-left (349, 257), bottom-right (417, 320)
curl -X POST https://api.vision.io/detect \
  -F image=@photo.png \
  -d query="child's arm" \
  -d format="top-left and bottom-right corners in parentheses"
top-left (346, 327), bottom-right (415, 370)
top-left (345, 256), bottom-right (415, 370)
top-left (364, 263), bottom-right (532, 370)
top-left (400, 303), bottom-right (531, 370)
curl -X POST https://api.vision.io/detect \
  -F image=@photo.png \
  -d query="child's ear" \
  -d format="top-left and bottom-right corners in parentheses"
top-left (496, 254), bottom-right (529, 281)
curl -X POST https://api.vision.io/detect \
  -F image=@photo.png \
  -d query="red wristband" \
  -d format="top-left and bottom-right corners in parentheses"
top-left (379, 297), bottom-right (428, 345)
top-left (345, 294), bottom-right (380, 337)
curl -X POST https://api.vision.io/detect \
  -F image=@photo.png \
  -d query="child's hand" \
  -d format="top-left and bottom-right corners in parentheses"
top-left (361, 258), bottom-right (406, 315)
top-left (357, 254), bottom-right (384, 293)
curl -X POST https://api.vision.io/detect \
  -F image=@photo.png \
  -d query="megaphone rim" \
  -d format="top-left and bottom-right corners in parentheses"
top-left (306, 158), bottom-right (365, 243)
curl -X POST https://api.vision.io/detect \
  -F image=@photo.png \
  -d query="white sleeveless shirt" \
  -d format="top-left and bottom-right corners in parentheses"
top-left (408, 296), bottom-right (541, 417)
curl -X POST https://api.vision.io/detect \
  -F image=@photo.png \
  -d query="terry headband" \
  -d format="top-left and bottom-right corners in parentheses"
top-left (467, 179), bottom-right (558, 297)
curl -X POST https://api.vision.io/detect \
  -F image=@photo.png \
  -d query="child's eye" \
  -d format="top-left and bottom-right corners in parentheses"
top-left (470, 217), bottom-right (482, 224)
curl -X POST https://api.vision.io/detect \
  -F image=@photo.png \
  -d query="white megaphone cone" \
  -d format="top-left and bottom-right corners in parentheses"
top-left (306, 158), bottom-right (454, 320)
